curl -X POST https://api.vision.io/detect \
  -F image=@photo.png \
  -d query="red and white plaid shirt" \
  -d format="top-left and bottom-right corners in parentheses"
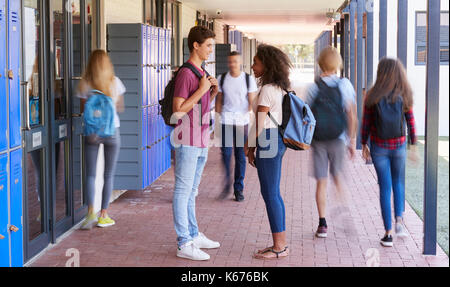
top-left (361, 105), bottom-right (417, 150)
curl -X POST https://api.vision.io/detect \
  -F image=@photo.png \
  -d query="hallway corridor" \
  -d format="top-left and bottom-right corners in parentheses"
top-left (30, 148), bottom-right (449, 267)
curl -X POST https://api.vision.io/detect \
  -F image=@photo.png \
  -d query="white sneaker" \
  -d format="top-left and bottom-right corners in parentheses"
top-left (177, 241), bottom-right (211, 261)
top-left (193, 233), bottom-right (221, 249)
top-left (395, 222), bottom-right (409, 238)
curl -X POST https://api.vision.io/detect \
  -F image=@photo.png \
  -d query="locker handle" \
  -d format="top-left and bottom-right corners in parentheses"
top-left (8, 70), bottom-right (13, 80)
top-left (9, 225), bottom-right (19, 233)
top-left (0, 234), bottom-right (4, 240)
top-left (23, 80), bottom-right (32, 131)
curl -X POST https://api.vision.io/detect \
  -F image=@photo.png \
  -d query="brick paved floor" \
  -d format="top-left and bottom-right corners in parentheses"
top-left (30, 148), bottom-right (449, 267)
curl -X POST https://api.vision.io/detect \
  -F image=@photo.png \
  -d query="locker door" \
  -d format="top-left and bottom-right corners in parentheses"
top-left (9, 149), bottom-right (23, 267)
top-left (8, 0), bottom-right (21, 148)
top-left (0, 0), bottom-right (7, 152)
top-left (146, 26), bottom-right (153, 105)
top-left (142, 108), bottom-right (148, 188)
top-left (0, 154), bottom-right (9, 267)
top-left (142, 25), bottom-right (147, 107)
top-left (147, 107), bottom-right (153, 185)
top-left (152, 28), bottom-right (157, 105)
top-left (151, 106), bottom-right (156, 183)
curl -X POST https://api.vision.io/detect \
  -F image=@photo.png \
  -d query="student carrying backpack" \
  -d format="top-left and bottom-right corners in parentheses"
top-left (169, 26), bottom-right (220, 262)
top-left (306, 47), bottom-right (357, 240)
top-left (215, 51), bottom-right (259, 202)
top-left (361, 58), bottom-right (419, 248)
top-left (77, 50), bottom-right (126, 230)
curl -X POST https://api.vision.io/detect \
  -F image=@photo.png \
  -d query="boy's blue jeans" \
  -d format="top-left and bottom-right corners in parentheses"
top-left (173, 145), bottom-right (208, 247)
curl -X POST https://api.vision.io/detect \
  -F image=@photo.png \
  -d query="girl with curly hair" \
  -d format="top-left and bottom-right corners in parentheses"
top-left (246, 44), bottom-right (292, 259)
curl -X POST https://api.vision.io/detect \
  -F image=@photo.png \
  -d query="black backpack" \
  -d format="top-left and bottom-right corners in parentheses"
top-left (160, 62), bottom-right (209, 127)
top-left (375, 95), bottom-right (405, 139)
top-left (311, 78), bottom-right (347, 141)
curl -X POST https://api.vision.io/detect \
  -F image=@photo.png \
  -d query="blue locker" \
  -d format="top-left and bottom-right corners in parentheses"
top-left (0, 154), bottom-right (9, 267)
top-left (146, 25), bottom-right (153, 105)
top-left (0, 0), bottom-right (7, 152)
top-left (9, 149), bottom-right (22, 267)
top-left (8, 0), bottom-right (21, 148)
top-left (142, 25), bottom-right (148, 107)
top-left (166, 29), bottom-right (170, 97)
top-left (142, 108), bottom-right (148, 188)
top-left (152, 27), bottom-right (158, 105)
top-left (149, 146), bottom-right (154, 184)
top-left (158, 28), bottom-right (165, 101)
top-left (148, 106), bottom-right (154, 184)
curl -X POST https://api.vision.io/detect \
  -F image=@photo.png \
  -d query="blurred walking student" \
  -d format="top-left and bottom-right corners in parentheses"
top-left (246, 44), bottom-right (291, 260)
top-left (171, 26), bottom-right (220, 261)
top-left (307, 47), bottom-right (357, 239)
top-left (361, 58), bottom-right (418, 248)
top-left (216, 51), bottom-right (258, 202)
top-left (77, 50), bottom-right (125, 230)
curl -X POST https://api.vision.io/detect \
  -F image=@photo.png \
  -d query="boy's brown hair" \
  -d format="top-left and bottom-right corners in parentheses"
top-left (318, 46), bottom-right (343, 73)
top-left (188, 26), bottom-right (216, 53)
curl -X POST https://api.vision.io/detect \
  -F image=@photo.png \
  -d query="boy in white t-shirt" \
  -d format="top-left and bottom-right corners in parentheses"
top-left (216, 52), bottom-right (258, 201)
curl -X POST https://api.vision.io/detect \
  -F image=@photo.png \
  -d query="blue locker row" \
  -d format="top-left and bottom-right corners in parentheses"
top-left (0, 149), bottom-right (23, 267)
top-left (0, 0), bottom-right (24, 268)
top-left (108, 24), bottom-right (172, 190)
top-left (0, 0), bottom-right (21, 152)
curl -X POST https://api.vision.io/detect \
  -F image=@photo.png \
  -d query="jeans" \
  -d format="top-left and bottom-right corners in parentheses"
top-left (173, 145), bottom-right (208, 247)
top-left (221, 124), bottom-right (248, 192)
top-left (85, 129), bottom-right (121, 210)
top-left (371, 143), bottom-right (406, 232)
top-left (256, 129), bottom-right (287, 234)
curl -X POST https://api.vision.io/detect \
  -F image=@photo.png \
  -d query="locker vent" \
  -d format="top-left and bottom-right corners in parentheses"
top-left (11, 11), bottom-right (18, 23)
top-left (0, 9), bottom-right (3, 21)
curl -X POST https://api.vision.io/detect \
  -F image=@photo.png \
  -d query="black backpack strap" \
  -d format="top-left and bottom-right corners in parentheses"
top-left (182, 62), bottom-right (204, 79)
top-left (268, 112), bottom-right (281, 127)
top-left (245, 73), bottom-right (250, 91)
top-left (220, 72), bottom-right (227, 91)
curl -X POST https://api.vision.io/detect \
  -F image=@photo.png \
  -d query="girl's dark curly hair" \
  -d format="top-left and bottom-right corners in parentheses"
top-left (256, 44), bottom-right (292, 91)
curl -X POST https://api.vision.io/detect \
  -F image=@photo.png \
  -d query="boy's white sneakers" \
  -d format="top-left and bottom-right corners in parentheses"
top-left (177, 241), bottom-right (210, 261)
top-left (193, 233), bottom-right (221, 249)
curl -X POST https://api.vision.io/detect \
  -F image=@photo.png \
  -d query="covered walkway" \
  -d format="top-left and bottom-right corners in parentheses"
top-left (29, 149), bottom-right (448, 267)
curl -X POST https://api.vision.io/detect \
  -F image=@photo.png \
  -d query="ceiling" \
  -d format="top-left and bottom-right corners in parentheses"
top-left (180, 0), bottom-right (345, 45)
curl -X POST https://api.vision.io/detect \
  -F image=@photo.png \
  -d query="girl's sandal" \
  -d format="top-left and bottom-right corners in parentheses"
top-left (257, 247), bottom-right (274, 254)
top-left (253, 247), bottom-right (289, 260)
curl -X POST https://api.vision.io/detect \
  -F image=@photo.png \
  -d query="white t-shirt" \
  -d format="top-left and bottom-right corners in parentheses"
top-left (218, 72), bottom-right (258, 126)
top-left (76, 76), bottom-right (126, 128)
top-left (254, 84), bottom-right (284, 129)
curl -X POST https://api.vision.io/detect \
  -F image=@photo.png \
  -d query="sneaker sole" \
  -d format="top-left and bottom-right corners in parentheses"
top-left (80, 221), bottom-right (98, 230)
top-left (315, 233), bottom-right (328, 238)
top-left (176, 253), bottom-right (210, 261)
top-left (380, 241), bottom-right (394, 247)
top-left (396, 232), bottom-right (408, 239)
top-left (97, 223), bottom-right (115, 228)
top-left (195, 244), bottom-right (221, 249)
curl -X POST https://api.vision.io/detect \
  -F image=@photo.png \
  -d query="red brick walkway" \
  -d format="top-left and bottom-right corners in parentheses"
top-left (30, 148), bottom-right (449, 267)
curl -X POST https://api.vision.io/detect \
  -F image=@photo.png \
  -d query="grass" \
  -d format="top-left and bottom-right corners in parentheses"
top-left (405, 137), bottom-right (449, 255)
